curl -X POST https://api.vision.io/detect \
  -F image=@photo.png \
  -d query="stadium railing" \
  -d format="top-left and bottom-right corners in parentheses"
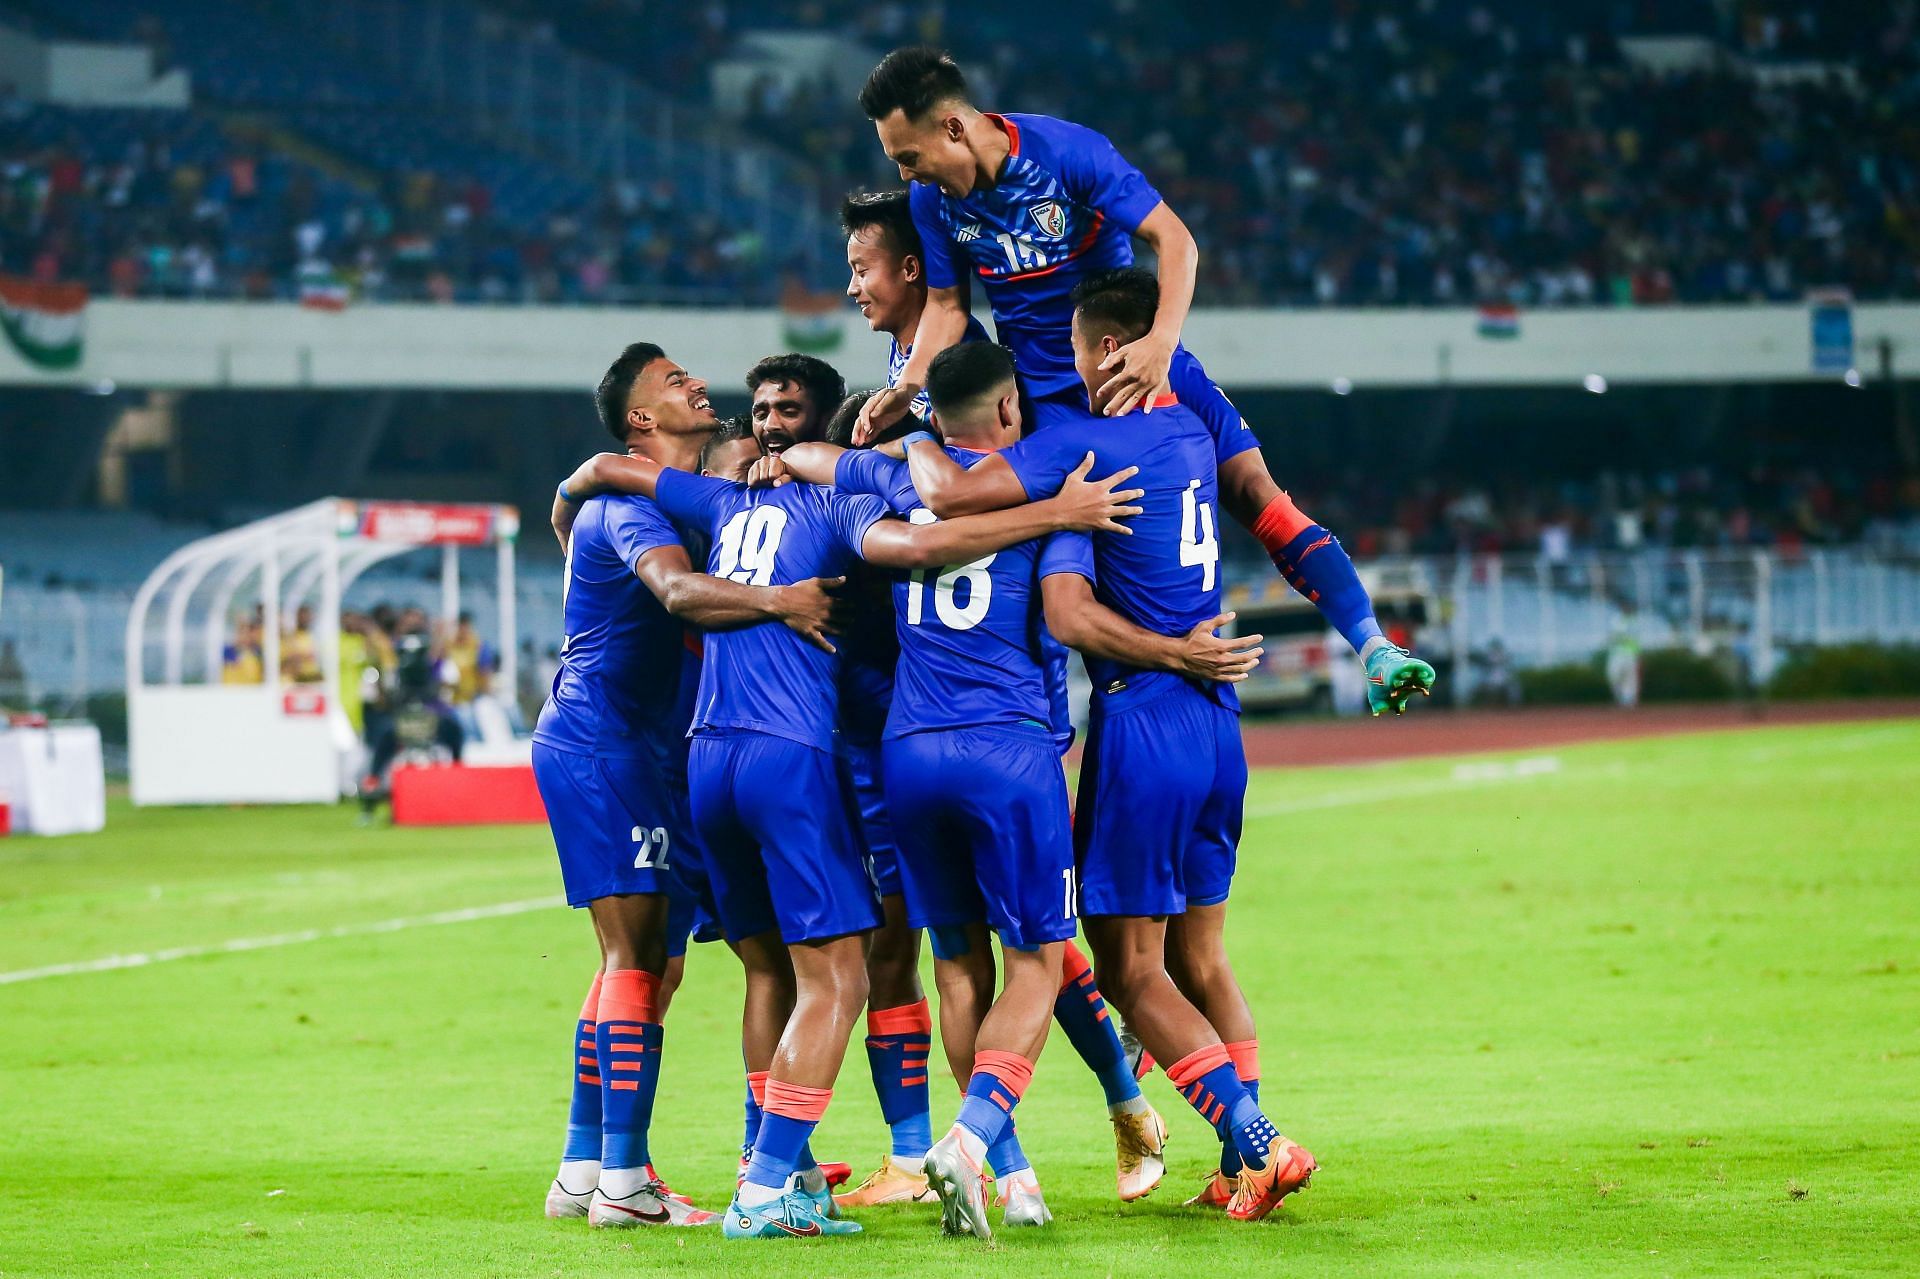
top-left (9, 547), bottom-right (1919, 712)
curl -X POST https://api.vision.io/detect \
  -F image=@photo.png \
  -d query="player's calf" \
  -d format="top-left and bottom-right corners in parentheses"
top-left (1053, 939), bottom-right (1167, 1200)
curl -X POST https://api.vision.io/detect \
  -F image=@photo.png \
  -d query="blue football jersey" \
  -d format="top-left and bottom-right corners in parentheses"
top-left (653, 469), bottom-right (888, 753)
top-left (889, 313), bottom-right (994, 420)
top-left (909, 113), bottom-right (1260, 469)
top-left (534, 495), bottom-right (699, 757)
top-left (835, 446), bottom-right (1076, 738)
top-left (1005, 399), bottom-right (1238, 712)
top-left (910, 113), bottom-right (1161, 400)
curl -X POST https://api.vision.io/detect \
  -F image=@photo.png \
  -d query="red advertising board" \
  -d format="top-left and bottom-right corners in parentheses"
top-left (354, 502), bottom-right (497, 546)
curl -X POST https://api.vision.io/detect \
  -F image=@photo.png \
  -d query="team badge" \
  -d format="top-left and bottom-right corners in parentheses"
top-left (955, 222), bottom-right (982, 243)
top-left (1029, 201), bottom-right (1066, 238)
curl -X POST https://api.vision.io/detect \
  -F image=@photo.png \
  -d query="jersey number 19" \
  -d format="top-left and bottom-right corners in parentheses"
top-left (714, 506), bottom-right (787, 586)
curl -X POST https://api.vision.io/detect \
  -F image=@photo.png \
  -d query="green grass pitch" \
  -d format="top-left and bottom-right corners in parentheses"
top-left (3, 720), bottom-right (1918, 1277)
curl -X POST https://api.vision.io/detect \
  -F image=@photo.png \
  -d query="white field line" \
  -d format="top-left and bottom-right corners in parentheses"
top-left (1244, 755), bottom-right (1564, 819)
top-left (0, 895), bottom-right (564, 987)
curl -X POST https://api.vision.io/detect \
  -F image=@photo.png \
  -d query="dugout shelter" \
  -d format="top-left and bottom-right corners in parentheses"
top-left (126, 499), bottom-right (518, 806)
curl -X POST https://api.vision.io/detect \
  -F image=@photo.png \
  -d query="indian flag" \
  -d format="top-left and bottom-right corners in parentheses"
top-left (1476, 302), bottom-right (1521, 339)
top-left (0, 277), bottom-right (86, 370)
top-left (297, 261), bottom-right (351, 311)
top-left (780, 282), bottom-right (844, 354)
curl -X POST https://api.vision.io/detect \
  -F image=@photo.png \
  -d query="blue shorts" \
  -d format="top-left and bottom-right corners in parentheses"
top-left (531, 742), bottom-right (717, 956)
top-left (883, 724), bottom-right (1077, 950)
top-left (841, 737), bottom-right (902, 899)
top-left (687, 730), bottom-right (883, 944)
top-left (1027, 346), bottom-right (1259, 467)
top-left (1074, 686), bottom-right (1246, 917)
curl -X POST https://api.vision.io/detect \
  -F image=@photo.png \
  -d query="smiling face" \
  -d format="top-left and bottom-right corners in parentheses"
top-left (846, 226), bottom-right (921, 338)
top-left (629, 357), bottom-right (717, 439)
top-left (874, 106), bottom-right (979, 198)
top-left (750, 380), bottom-right (823, 454)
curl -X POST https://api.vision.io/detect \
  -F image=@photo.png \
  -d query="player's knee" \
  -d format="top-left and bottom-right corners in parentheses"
top-left (1001, 939), bottom-right (1064, 997)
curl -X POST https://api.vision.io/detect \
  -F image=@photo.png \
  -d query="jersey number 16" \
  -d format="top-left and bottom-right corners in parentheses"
top-left (904, 507), bottom-right (994, 631)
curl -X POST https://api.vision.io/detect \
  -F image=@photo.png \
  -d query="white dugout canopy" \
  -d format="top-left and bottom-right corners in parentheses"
top-left (126, 499), bottom-right (519, 806)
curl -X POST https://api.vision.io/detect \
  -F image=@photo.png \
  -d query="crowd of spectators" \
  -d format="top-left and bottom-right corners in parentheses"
top-left (1286, 464), bottom-right (1920, 559)
top-left (4, 0), bottom-right (1919, 307)
top-left (744, 0), bottom-right (1920, 307)
top-left (0, 94), bottom-right (781, 304)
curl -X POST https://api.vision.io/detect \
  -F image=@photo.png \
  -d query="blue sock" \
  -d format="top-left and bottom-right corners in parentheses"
top-left (740, 1078), bottom-right (762, 1161)
top-left (744, 1113), bottom-right (817, 1191)
top-left (1170, 1048), bottom-right (1277, 1166)
top-left (1272, 524), bottom-right (1384, 654)
top-left (563, 978), bottom-right (602, 1162)
top-left (956, 1050), bottom-right (1034, 1165)
top-left (1053, 942), bottom-right (1140, 1107)
top-left (987, 1122), bottom-right (1031, 1178)
top-left (1226, 1091), bottom-right (1280, 1166)
top-left (595, 970), bottom-right (662, 1171)
top-left (865, 999), bottom-right (933, 1161)
top-left (1221, 1078), bottom-right (1258, 1177)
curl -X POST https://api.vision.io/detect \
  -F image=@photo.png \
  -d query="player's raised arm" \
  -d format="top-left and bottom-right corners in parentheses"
top-left (552, 452), bottom-right (666, 548)
top-left (900, 432), bottom-right (1029, 518)
top-left (860, 453), bottom-right (1140, 570)
top-left (1099, 202), bottom-right (1196, 417)
top-left (857, 284), bottom-right (972, 442)
top-left (1041, 570), bottom-right (1262, 685)
top-left (556, 451), bottom-right (666, 507)
top-left (566, 441), bottom-right (846, 653)
top-left (632, 545), bottom-right (843, 654)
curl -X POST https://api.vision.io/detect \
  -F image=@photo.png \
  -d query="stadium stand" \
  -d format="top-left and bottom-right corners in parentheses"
top-left (5, 1), bottom-right (1918, 305)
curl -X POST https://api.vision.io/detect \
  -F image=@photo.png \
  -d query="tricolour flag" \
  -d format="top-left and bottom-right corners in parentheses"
top-left (779, 281), bottom-right (844, 354)
top-left (0, 277), bottom-right (86, 370)
top-left (1476, 302), bottom-right (1521, 339)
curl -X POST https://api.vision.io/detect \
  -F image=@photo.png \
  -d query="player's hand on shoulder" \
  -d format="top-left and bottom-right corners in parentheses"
top-left (1181, 611), bottom-right (1264, 683)
top-left (1052, 452), bottom-right (1145, 533)
top-left (1098, 331), bottom-right (1176, 417)
top-left (856, 384), bottom-right (917, 445)
top-left (747, 454), bottom-right (792, 489)
top-left (772, 576), bottom-right (845, 653)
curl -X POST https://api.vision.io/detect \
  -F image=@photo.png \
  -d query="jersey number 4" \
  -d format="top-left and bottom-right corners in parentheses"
top-left (714, 506), bottom-right (788, 586)
top-left (1179, 480), bottom-right (1219, 591)
top-left (904, 507), bottom-right (994, 631)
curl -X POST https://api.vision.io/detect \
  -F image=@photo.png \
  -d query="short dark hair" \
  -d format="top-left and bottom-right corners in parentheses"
top-left (745, 353), bottom-right (847, 422)
top-left (1071, 268), bottom-right (1158, 345)
top-left (698, 415), bottom-right (759, 474)
top-left (840, 189), bottom-right (921, 259)
top-left (926, 341), bottom-right (1016, 418)
top-left (594, 342), bottom-right (666, 443)
top-left (860, 45), bottom-right (969, 121)
top-left (825, 390), bottom-right (878, 447)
